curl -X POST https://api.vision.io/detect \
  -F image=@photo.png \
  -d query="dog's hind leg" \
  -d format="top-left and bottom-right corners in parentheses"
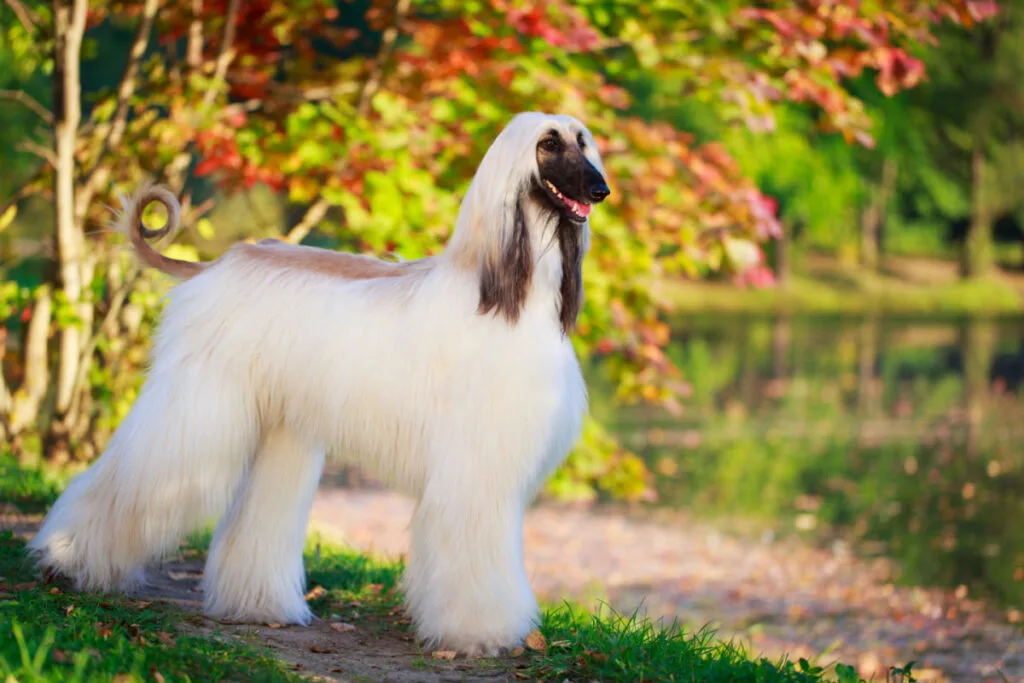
top-left (27, 368), bottom-right (258, 594)
top-left (202, 426), bottom-right (325, 625)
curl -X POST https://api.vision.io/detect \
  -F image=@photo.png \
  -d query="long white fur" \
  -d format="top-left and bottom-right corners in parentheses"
top-left (27, 112), bottom-right (605, 655)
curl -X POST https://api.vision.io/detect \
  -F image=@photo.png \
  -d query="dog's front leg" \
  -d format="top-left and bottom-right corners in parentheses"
top-left (402, 471), bottom-right (537, 657)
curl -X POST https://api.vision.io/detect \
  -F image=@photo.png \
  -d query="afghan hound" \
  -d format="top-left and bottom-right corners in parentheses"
top-left (27, 112), bottom-right (610, 655)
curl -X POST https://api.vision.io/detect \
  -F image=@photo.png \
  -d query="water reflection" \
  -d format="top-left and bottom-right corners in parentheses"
top-left (603, 314), bottom-right (1024, 612)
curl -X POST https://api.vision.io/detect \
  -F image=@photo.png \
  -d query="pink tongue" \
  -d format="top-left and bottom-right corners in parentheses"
top-left (567, 199), bottom-right (591, 217)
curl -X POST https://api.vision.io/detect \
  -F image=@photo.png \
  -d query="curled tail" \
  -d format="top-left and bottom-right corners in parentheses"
top-left (114, 183), bottom-right (206, 280)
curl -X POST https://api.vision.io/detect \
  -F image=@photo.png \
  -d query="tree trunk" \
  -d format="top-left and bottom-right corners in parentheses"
top-left (857, 317), bottom-right (878, 416)
top-left (860, 158), bottom-right (897, 272)
top-left (771, 316), bottom-right (790, 380)
top-left (49, 0), bottom-right (89, 460)
top-left (960, 319), bottom-right (995, 459)
top-left (772, 230), bottom-right (790, 287)
top-left (9, 287), bottom-right (53, 436)
top-left (960, 141), bottom-right (994, 279)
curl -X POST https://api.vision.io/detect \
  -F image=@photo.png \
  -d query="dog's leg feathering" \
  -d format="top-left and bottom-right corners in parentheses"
top-left (403, 466), bottom-right (538, 656)
top-left (27, 368), bottom-right (256, 593)
top-left (202, 427), bottom-right (325, 625)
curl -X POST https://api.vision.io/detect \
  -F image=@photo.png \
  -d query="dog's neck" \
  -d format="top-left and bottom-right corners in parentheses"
top-left (519, 200), bottom-right (586, 336)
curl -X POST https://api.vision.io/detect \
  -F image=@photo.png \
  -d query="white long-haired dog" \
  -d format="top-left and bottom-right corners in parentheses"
top-left (28, 112), bottom-right (610, 655)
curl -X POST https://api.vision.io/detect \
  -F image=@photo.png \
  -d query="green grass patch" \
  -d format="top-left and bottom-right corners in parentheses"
top-left (521, 603), bottom-right (877, 683)
top-left (660, 253), bottom-right (1024, 316)
top-left (0, 532), bottom-right (303, 682)
top-left (663, 273), bottom-right (1022, 316)
top-left (0, 453), bottom-right (68, 513)
top-left (302, 534), bottom-right (406, 628)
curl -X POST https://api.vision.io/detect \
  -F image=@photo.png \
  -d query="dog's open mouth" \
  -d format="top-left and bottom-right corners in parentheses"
top-left (542, 179), bottom-right (591, 222)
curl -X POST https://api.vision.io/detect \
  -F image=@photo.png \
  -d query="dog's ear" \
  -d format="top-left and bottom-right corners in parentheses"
top-left (477, 196), bottom-right (533, 324)
top-left (557, 217), bottom-right (587, 336)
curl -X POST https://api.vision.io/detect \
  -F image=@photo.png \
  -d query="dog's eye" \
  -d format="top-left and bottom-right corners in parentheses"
top-left (577, 132), bottom-right (586, 149)
top-left (539, 137), bottom-right (562, 153)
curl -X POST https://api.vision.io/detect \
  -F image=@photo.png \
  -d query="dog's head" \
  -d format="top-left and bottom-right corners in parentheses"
top-left (452, 113), bottom-right (609, 335)
top-left (532, 122), bottom-right (610, 224)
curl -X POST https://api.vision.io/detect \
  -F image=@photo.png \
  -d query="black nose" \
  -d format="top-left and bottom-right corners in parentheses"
top-left (589, 182), bottom-right (610, 203)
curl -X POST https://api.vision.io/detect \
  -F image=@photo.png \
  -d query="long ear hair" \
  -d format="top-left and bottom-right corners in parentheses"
top-left (447, 112), bottom-right (555, 324)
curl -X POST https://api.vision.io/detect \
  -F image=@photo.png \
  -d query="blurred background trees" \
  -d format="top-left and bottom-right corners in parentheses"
top-left (0, 0), bottom-right (1014, 500)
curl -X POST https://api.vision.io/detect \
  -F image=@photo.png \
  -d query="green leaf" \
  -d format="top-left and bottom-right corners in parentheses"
top-left (196, 218), bottom-right (215, 241)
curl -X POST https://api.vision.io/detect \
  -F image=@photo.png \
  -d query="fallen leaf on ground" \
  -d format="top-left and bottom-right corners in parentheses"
top-left (135, 601), bottom-right (152, 609)
top-left (12, 582), bottom-right (37, 591)
top-left (96, 623), bottom-right (112, 639)
top-left (857, 652), bottom-right (883, 677)
top-left (432, 649), bottom-right (458, 660)
top-left (304, 586), bottom-right (327, 601)
top-left (266, 622), bottom-right (284, 629)
top-left (525, 630), bottom-right (547, 652)
top-left (49, 586), bottom-right (61, 594)
top-left (330, 622), bottom-right (356, 632)
top-left (157, 631), bottom-right (176, 646)
top-left (64, 605), bottom-right (74, 617)
top-left (366, 583), bottom-right (384, 594)
top-left (153, 673), bottom-right (165, 683)
top-left (309, 645), bottom-right (335, 654)
top-left (509, 647), bottom-right (525, 657)
top-left (52, 650), bottom-right (70, 663)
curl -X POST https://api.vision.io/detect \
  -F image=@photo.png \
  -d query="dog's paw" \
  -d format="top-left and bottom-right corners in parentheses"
top-left (424, 636), bottom-right (526, 660)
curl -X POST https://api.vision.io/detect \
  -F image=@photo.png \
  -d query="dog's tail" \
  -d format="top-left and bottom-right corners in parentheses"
top-left (113, 182), bottom-right (207, 280)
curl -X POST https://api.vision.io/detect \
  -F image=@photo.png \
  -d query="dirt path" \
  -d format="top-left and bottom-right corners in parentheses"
top-left (309, 488), bottom-right (1024, 683)
top-left (145, 557), bottom-right (513, 683)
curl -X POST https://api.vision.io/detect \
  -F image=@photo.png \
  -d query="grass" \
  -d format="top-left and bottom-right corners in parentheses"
top-left (0, 455), bottom-right (68, 514)
top-left (658, 252), bottom-right (1024, 315)
top-left (0, 453), bottom-right (905, 682)
top-left (521, 604), bottom-right (874, 683)
top-left (0, 532), bottom-right (304, 682)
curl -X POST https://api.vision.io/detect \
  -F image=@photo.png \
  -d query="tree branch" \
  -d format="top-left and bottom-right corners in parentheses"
top-left (0, 89), bottom-right (53, 123)
top-left (186, 0), bottom-right (203, 70)
top-left (75, 0), bottom-right (162, 225)
top-left (200, 0), bottom-right (240, 111)
top-left (5, 0), bottom-right (39, 33)
top-left (0, 167), bottom-right (46, 226)
top-left (65, 267), bottom-right (142, 422)
top-left (356, 0), bottom-right (411, 117)
top-left (0, 328), bottom-right (11, 419)
top-left (283, 0), bottom-right (412, 245)
top-left (17, 139), bottom-right (57, 166)
top-left (282, 198), bottom-right (329, 245)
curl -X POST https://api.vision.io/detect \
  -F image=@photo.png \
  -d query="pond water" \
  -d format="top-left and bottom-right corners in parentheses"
top-left (592, 313), bottom-right (1024, 613)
